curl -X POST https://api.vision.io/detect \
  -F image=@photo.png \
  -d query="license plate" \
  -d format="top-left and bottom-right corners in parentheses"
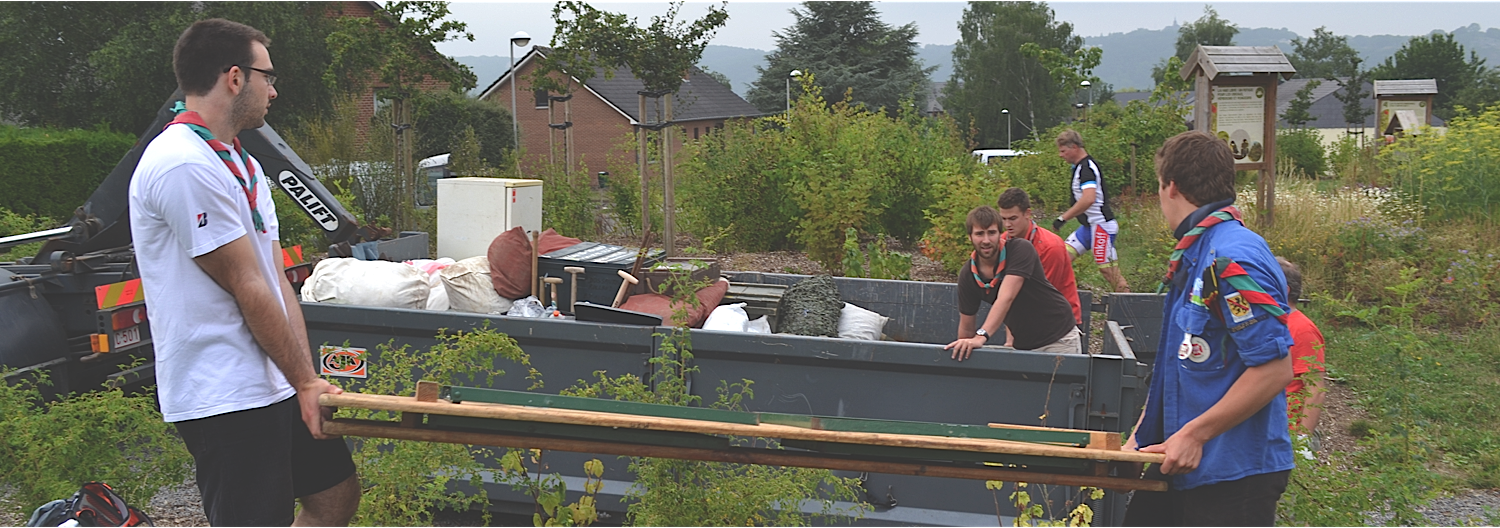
top-left (114, 325), bottom-right (141, 350)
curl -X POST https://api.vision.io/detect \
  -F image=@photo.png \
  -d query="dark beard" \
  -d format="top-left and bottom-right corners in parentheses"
top-left (229, 89), bottom-right (266, 133)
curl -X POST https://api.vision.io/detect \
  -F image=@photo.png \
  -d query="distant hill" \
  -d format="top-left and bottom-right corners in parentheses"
top-left (457, 24), bottom-right (1500, 97)
top-left (698, 45), bottom-right (770, 95)
top-left (697, 44), bottom-right (954, 96)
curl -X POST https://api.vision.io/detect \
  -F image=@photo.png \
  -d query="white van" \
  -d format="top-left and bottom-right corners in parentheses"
top-left (972, 149), bottom-right (1028, 165)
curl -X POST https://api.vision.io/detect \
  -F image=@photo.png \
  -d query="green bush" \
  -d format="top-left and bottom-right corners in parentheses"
top-left (0, 207), bottom-right (54, 262)
top-left (412, 92), bottom-right (516, 166)
top-left (533, 160), bottom-right (598, 240)
top-left (1276, 128), bottom-right (1328, 177)
top-left (918, 159), bottom-right (999, 273)
top-left (1378, 103), bottom-right (1500, 221)
top-left (0, 372), bottom-right (192, 520)
top-left (843, 227), bottom-right (911, 280)
top-left (677, 75), bottom-right (973, 270)
top-left (330, 325), bottom-right (536, 526)
top-left (0, 125), bottom-right (135, 220)
top-left (676, 119), bottom-right (800, 252)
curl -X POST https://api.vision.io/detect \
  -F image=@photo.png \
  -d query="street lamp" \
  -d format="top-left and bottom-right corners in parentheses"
top-left (787, 69), bottom-right (802, 112)
top-left (1079, 80), bottom-right (1092, 121)
top-left (509, 31), bottom-right (531, 154)
top-left (1001, 108), bottom-right (1011, 149)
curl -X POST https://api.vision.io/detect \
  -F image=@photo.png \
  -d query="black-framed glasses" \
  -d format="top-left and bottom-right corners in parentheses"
top-left (224, 64), bottom-right (277, 86)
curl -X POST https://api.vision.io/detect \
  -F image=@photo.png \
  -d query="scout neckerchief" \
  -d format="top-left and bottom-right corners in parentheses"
top-left (166, 102), bottom-right (266, 233)
top-left (1001, 223), bottom-right (1041, 246)
top-left (1162, 205), bottom-right (1241, 285)
top-left (968, 244), bottom-right (1006, 293)
top-left (1215, 257), bottom-right (1289, 324)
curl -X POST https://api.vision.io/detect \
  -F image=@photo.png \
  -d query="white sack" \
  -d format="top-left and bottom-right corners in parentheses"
top-left (440, 256), bottom-right (514, 314)
top-left (703, 303), bottom-right (751, 332)
top-left (406, 258), bottom-right (456, 311)
top-left (301, 258), bottom-right (428, 309)
top-left (838, 302), bottom-right (889, 341)
top-left (745, 316), bottom-right (772, 334)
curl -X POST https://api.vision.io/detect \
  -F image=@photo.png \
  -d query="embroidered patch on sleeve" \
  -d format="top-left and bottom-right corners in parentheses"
top-left (1225, 292), bottom-right (1254, 323)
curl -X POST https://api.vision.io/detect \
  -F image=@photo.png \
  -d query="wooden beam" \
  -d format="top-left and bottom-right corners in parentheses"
top-left (324, 419), bottom-right (1167, 492)
top-left (321, 393), bottom-right (1164, 464)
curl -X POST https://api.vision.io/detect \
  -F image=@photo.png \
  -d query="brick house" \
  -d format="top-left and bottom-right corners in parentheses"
top-left (326, 1), bottom-right (461, 145)
top-left (478, 46), bottom-right (766, 185)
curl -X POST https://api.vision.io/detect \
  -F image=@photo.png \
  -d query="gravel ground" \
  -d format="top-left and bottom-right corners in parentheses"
top-left (147, 478), bottom-right (208, 527)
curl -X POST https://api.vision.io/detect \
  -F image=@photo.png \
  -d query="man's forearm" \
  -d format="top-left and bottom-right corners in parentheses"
top-left (1301, 375), bottom-right (1327, 432)
top-left (1059, 189), bottom-right (1095, 222)
top-left (1177, 355), bottom-right (1293, 444)
top-left (237, 283), bottom-right (317, 388)
top-left (280, 275), bottom-right (312, 358)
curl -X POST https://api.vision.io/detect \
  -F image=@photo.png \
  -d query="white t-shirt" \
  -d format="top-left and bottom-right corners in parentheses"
top-left (129, 124), bottom-right (294, 422)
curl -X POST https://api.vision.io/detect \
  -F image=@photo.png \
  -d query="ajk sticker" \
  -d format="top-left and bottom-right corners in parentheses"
top-left (319, 346), bottom-right (368, 378)
top-left (1224, 292), bottom-right (1254, 323)
top-left (1188, 336), bottom-right (1212, 363)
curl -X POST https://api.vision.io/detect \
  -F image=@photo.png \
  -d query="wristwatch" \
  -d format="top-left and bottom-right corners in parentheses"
top-left (974, 328), bottom-right (990, 342)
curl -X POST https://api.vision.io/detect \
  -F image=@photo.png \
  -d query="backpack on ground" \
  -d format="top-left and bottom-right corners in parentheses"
top-left (25, 481), bottom-right (153, 527)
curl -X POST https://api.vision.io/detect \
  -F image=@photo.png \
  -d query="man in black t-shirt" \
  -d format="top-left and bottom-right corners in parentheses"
top-left (946, 206), bottom-right (1083, 360)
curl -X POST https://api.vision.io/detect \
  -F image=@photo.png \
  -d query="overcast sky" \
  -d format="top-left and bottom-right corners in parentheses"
top-left (434, 1), bottom-right (1500, 57)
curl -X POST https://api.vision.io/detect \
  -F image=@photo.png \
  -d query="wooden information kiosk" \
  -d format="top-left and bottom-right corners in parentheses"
top-left (1180, 46), bottom-right (1296, 225)
top-left (1374, 79), bottom-right (1438, 140)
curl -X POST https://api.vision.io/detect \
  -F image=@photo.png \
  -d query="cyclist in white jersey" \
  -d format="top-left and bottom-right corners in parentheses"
top-left (1052, 129), bottom-right (1130, 292)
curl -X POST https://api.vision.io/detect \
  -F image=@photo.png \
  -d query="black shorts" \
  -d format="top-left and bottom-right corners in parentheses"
top-left (1122, 466), bottom-right (1290, 526)
top-left (175, 396), bottom-right (356, 527)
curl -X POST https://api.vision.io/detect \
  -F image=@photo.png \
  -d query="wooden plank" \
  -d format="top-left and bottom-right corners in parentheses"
top-left (323, 418), bottom-right (1168, 492)
top-left (987, 423), bottom-right (1119, 451)
top-left (321, 392), bottom-right (1165, 464)
top-left (443, 386), bottom-right (760, 425)
top-left (780, 439), bottom-right (1090, 471)
top-left (427, 414), bottom-right (730, 450)
top-left (758, 413), bottom-right (1091, 446)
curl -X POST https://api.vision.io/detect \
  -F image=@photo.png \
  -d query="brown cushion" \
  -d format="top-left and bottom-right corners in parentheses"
top-left (488, 228), bottom-right (585, 300)
top-left (619, 278), bottom-right (729, 328)
top-left (487, 227), bottom-right (533, 299)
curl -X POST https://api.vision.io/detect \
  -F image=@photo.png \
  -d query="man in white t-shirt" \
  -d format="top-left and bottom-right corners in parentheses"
top-left (1052, 129), bottom-right (1131, 292)
top-left (128, 19), bottom-right (358, 526)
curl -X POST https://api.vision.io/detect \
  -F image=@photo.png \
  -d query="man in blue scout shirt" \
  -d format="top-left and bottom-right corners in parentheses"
top-left (1121, 131), bottom-right (1295, 526)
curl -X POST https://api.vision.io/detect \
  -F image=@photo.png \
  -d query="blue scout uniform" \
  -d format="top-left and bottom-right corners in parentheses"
top-left (1135, 198), bottom-right (1296, 490)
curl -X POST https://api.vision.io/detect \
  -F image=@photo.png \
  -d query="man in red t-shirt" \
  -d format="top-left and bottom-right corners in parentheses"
top-left (997, 188), bottom-right (1083, 326)
top-left (1278, 257), bottom-right (1326, 440)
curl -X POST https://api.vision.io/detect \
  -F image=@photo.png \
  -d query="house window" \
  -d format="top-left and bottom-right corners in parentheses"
top-left (534, 89), bottom-right (549, 109)
top-left (693, 127), bottom-right (700, 139)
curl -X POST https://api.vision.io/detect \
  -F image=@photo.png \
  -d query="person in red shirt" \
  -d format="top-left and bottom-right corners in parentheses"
top-left (997, 188), bottom-right (1083, 326)
top-left (1278, 257), bottom-right (1326, 444)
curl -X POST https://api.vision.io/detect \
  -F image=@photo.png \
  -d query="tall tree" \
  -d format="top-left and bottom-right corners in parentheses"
top-left (944, 1), bottom-right (1082, 148)
top-left (325, 0), bottom-right (476, 230)
top-left (1371, 33), bottom-right (1486, 119)
top-left (536, 1), bottom-right (728, 254)
top-left (1289, 27), bottom-right (1360, 80)
top-left (1330, 60), bottom-right (1374, 128)
top-left (0, 2), bottom-right (347, 135)
top-left (1451, 68), bottom-right (1500, 115)
top-left (1281, 79), bottom-right (1321, 127)
top-left (1151, 6), bottom-right (1238, 86)
top-left (745, 2), bottom-right (934, 115)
